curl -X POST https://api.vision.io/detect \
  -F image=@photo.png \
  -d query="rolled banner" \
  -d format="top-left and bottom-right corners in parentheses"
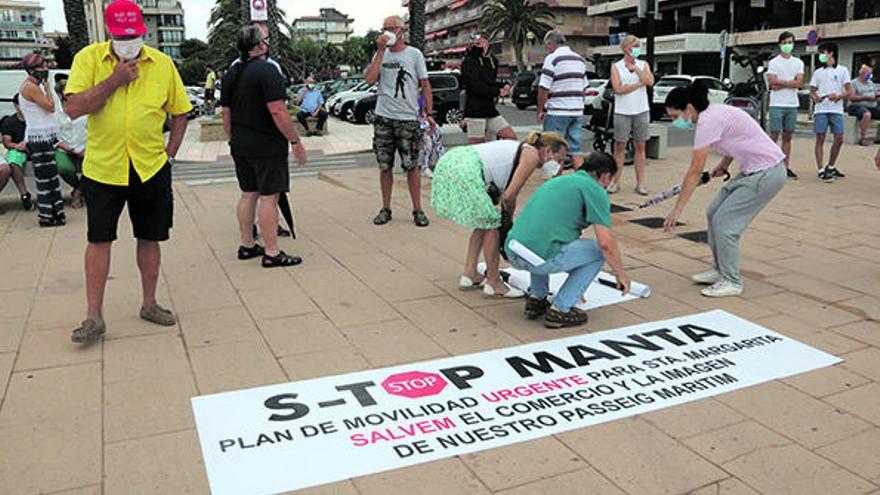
top-left (596, 276), bottom-right (652, 298)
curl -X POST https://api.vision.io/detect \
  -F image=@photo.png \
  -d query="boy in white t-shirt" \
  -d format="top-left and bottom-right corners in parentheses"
top-left (809, 42), bottom-right (852, 182)
top-left (767, 31), bottom-right (804, 180)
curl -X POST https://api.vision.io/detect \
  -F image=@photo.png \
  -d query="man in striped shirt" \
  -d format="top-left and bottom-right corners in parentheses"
top-left (538, 31), bottom-right (589, 171)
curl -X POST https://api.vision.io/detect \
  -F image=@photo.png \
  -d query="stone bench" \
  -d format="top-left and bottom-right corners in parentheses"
top-left (199, 118), bottom-right (226, 142)
top-left (293, 116), bottom-right (329, 136)
top-left (646, 123), bottom-right (667, 159)
top-left (843, 113), bottom-right (880, 145)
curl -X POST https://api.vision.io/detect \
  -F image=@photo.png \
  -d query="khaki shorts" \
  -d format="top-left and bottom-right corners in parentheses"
top-left (466, 115), bottom-right (511, 140)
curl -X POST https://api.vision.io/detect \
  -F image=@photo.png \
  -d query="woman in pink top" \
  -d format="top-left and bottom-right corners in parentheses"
top-left (661, 82), bottom-right (786, 298)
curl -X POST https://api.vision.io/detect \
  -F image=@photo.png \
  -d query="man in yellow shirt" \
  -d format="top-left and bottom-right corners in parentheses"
top-left (64, 0), bottom-right (191, 344)
top-left (204, 64), bottom-right (217, 115)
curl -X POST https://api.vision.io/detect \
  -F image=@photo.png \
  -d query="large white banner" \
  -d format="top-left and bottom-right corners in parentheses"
top-left (192, 310), bottom-right (841, 495)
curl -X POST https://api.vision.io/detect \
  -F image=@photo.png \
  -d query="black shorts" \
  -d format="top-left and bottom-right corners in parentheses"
top-left (205, 88), bottom-right (215, 101)
top-left (233, 154), bottom-right (289, 195)
top-left (80, 163), bottom-right (173, 243)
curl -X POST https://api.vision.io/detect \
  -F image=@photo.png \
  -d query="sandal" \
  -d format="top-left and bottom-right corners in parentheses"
top-left (262, 250), bottom-right (303, 268)
top-left (39, 217), bottom-right (64, 228)
top-left (237, 243), bottom-right (265, 260)
top-left (71, 319), bottom-right (106, 344)
top-left (458, 275), bottom-right (485, 291)
top-left (20, 192), bottom-right (33, 211)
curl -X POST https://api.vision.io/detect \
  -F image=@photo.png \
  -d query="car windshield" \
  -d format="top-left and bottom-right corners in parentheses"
top-left (656, 78), bottom-right (690, 88)
top-left (589, 80), bottom-right (606, 87)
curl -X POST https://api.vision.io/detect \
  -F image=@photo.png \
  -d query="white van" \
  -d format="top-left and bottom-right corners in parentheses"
top-left (0, 69), bottom-right (70, 118)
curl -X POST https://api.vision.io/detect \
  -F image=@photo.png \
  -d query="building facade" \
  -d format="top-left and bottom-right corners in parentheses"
top-left (292, 8), bottom-right (354, 45)
top-left (85, 0), bottom-right (186, 61)
top-left (423, 0), bottom-right (609, 74)
top-left (587, 0), bottom-right (880, 83)
top-left (0, 0), bottom-right (53, 68)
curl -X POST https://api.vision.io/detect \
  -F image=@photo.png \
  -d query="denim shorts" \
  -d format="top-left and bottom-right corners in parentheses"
top-left (814, 113), bottom-right (844, 135)
top-left (543, 114), bottom-right (583, 154)
top-left (768, 107), bottom-right (797, 133)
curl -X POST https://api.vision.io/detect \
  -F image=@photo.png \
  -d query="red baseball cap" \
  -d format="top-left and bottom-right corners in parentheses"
top-left (105, 0), bottom-right (147, 37)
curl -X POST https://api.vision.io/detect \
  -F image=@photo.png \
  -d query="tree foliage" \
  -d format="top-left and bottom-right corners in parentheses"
top-left (61, 0), bottom-right (89, 55)
top-left (207, 0), bottom-right (295, 73)
top-left (52, 35), bottom-right (75, 69)
top-left (480, 0), bottom-right (554, 70)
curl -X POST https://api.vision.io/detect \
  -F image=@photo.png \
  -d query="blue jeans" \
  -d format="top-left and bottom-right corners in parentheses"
top-left (543, 115), bottom-right (584, 154)
top-left (507, 239), bottom-right (605, 312)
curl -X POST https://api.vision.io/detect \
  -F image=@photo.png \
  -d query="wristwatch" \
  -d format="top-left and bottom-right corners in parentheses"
top-left (167, 156), bottom-right (175, 165)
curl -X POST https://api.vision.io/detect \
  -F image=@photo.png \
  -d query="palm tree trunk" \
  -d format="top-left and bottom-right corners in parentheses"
top-left (409, 0), bottom-right (426, 52)
top-left (515, 41), bottom-right (525, 72)
top-left (62, 0), bottom-right (89, 54)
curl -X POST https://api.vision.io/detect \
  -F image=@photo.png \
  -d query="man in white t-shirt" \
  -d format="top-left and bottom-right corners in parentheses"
top-left (809, 42), bottom-right (852, 182)
top-left (767, 31), bottom-right (803, 180)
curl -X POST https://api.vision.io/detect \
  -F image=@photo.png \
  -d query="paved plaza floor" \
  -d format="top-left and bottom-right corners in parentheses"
top-left (0, 140), bottom-right (879, 494)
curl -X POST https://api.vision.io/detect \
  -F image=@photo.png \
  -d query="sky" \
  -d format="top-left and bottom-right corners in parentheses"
top-left (40, 0), bottom-right (404, 41)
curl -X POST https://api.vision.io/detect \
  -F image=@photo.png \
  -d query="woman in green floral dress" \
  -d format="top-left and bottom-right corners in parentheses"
top-left (431, 131), bottom-right (569, 297)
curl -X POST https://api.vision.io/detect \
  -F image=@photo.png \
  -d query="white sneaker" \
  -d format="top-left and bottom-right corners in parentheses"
top-left (422, 168), bottom-right (433, 179)
top-left (483, 283), bottom-right (526, 299)
top-left (701, 279), bottom-right (743, 298)
top-left (691, 267), bottom-right (722, 285)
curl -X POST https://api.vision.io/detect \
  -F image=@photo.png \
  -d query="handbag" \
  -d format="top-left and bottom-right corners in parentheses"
top-left (485, 142), bottom-right (526, 205)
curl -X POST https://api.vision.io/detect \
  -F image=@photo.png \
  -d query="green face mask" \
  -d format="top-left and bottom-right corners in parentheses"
top-left (630, 47), bottom-right (641, 58)
top-left (780, 43), bottom-right (794, 54)
top-left (818, 53), bottom-right (829, 64)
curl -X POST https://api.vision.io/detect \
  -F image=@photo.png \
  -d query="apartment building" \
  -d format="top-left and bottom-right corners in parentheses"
top-left (587, 0), bottom-right (880, 82)
top-left (292, 8), bottom-right (354, 45)
top-left (0, 0), bottom-right (53, 68)
top-left (423, 0), bottom-right (608, 74)
top-left (85, 0), bottom-right (186, 60)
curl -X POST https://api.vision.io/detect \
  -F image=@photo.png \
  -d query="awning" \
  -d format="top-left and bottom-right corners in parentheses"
top-left (448, 0), bottom-right (468, 10)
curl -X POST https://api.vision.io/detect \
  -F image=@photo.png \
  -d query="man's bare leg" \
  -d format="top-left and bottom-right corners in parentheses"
top-left (237, 192), bottom-right (259, 246)
top-left (258, 193), bottom-right (281, 255)
top-left (406, 167), bottom-right (422, 210)
top-left (85, 242), bottom-right (112, 322)
top-left (136, 240), bottom-right (161, 310)
top-left (379, 169), bottom-right (393, 210)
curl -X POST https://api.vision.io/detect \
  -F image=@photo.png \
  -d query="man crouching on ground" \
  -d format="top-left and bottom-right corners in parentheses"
top-left (504, 151), bottom-right (630, 329)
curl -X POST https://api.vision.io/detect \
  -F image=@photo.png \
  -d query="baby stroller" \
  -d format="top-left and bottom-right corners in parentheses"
top-left (584, 85), bottom-right (634, 165)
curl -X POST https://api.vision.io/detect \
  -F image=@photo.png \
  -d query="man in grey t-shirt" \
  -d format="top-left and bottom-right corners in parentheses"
top-left (365, 15), bottom-right (434, 227)
top-left (846, 65), bottom-right (880, 146)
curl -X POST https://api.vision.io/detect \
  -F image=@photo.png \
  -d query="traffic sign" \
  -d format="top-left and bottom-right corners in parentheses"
top-left (807, 29), bottom-right (819, 46)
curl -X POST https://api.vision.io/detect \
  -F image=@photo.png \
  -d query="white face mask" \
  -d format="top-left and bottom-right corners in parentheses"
top-left (541, 160), bottom-right (560, 177)
top-left (383, 31), bottom-right (397, 46)
top-left (113, 36), bottom-right (144, 61)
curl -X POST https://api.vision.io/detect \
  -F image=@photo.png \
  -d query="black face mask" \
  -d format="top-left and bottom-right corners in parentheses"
top-left (31, 69), bottom-right (49, 82)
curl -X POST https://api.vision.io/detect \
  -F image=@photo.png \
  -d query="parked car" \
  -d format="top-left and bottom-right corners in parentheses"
top-left (512, 71), bottom-right (537, 110)
top-left (349, 71), bottom-right (464, 125)
top-left (652, 75), bottom-right (729, 120)
top-left (584, 79), bottom-right (607, 114)
top-left (324, 77), bottom-right (364, 98)
top-left (328, 81), bottom-right (373, 117)
top-left (336, 85), bottom-right (378, 120)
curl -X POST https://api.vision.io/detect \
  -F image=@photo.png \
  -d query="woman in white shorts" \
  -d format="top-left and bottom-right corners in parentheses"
top-left (609, 34), bottom-right (654, 195)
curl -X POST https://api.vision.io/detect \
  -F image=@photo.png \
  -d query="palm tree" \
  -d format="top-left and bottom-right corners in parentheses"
top-left (409, 0), bottom-right (426, 52)
top-left (62, 0), bottom-right (89, 54)
top-left (481, 0), bottom-right (554, 71)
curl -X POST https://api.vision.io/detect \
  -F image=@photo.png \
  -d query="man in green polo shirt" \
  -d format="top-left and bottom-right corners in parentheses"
top-left (505, 151), bottom-right (630, 328)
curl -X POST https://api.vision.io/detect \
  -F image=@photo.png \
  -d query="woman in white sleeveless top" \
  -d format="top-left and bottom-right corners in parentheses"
top-left (19, 53), bottom-right (64, 227)
top-left (609, 35), bottom-right (654, 195)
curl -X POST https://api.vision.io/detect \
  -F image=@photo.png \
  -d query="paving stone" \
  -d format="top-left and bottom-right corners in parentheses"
top-left (755, 292), bottom-right (862, 328)
top-left (48, 485), bottom-right (103, 495)
top-left (461, 437), bottom-right (585, 491)
top-left (829, 320), bottom-right (880, 348)
top-left (105, 374), bottom-right (197, 443)
top-left (353, 458), bottom-right (491, 495)
top-left (190, 338), bottom-right (286, 394)
top-left (716, 381), bottom-right (872, 449)
top-left (782, 364), bottom-right (871, 398)
top-left (279, 347), bottom-right (372, 380)
top-left (0, 352), bottom-right (14, 406)
top-left (557, 418), bottom-right (727, 495)
top-left (839, 347), bottom-right (880, 382)
top-left (724, 444), bottom-right (875, 495)
top-left (817, 428), bottom-right (880, 484)
top-left (0, 363), bottom-right (101, 428)
top-left (337, 252), bottom-right (444, 303)
top-left (687, 478), bottom-right (761, 495)
top-left (259, 313), bottom-right (349, 357)
top-left (0, 288), bottom-right (34, 317)
top-left (494, 467), bottom-right (625, 495)
top-left (0, 314), bottom-right (27, 353)
top-left (340, 319), bottom-right (447, 367)
top-left (429, 323), bottom-right (522, 355)
top-left (642, 398), bottom-right (746, 439)
top-left (178, 305), bottom-right (261, 348)
top-left (397, 295), bottom-right (492, 335)
top-left (14, 326), bottom-right (102, 371)
top-left (824, 383), bottom-right (880, 426)
top-left (278, 480), bottom-right (360, 495)
top-left (756, 314), bottom-right (868, 356)
top-left (105, 429), bottom-right (210, 495)
top-left (766, 272), bottom-right (862, 303)
top-left (682, 420), bottom-right (791, 465)
top-left (837, 296), bottom-right (880, 320)
top-left (103, 333), bottom-right (191, 383)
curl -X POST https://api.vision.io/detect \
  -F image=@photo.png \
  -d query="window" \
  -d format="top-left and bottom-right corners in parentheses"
top-left (162, 46), bottom-right (181, 58)
top-left (0, 10), bottom-right (14, 22)
top-left (20, 12), bottom-right (37, 23)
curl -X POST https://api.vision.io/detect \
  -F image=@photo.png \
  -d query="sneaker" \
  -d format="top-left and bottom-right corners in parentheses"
top-left (20, 192), bottom-right (33, 211)
top-left (691, 267), bottom-right (722, 285)
top-left (828, 166), bottom-right (845, 178)
top-left (700, 279), bottom-right (743, 298)
top-left (413, 209), bottom-right (430, 227)
top-left (421, 168), bottom-right (433, 179)
top-left (373, 208), bottom-right (392, 225)
top-left (524, 295), bottom-right (551, 320)
top-left (818, 168), bottom-right (834, 183)
top-left (544, 305), bottom-right (589, 329)
top-left (786, 168), bottom-right (799, 180)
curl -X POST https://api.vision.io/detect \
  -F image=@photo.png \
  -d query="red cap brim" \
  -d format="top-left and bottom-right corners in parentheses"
top-left (107, 23), bottom-right (146, 37)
